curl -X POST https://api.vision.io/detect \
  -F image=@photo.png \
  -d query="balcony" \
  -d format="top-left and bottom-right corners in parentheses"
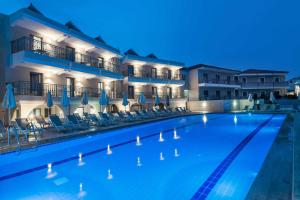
top-left (11, 36), bottom-right (123, 80)
top-left (11, 81), bottom-right (122, 100)
top-left (199, 79), bottom-right (241, 88)
top-left (241, 82), bottom-right (289, 89)
top-left (124, 71), bottom-right (185, 86)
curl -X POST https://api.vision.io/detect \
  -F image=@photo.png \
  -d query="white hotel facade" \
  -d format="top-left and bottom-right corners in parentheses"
top-left (0, 5), bottom-right (186, 119)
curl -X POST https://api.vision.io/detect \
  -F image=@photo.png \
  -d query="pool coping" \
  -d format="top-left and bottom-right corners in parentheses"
top-left (245, 112), bottom-right (294, 200)
top-left (0, 113), bottom-right (201, 155)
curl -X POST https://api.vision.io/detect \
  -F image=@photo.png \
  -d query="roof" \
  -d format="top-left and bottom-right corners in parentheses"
top-left (94, 35), bottom-right (106, 44)
top-left (241, 69), bottom-right (288, 74)
top-left (27, 3), bottom-right (44, 16)
top-left (13, 4), bottom-right (120, 54)
top-left (124, 49), bottom-right (139, 56)
top-left (189, 64), bottom-right (241, 73)
top-left (146, 53), bottom-right (158, 59)
top-left (65, 21), bottom-right (82, 33)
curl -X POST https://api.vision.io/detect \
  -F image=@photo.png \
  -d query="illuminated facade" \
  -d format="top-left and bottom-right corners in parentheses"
top-left (0, 5), bottom-right (186, 119)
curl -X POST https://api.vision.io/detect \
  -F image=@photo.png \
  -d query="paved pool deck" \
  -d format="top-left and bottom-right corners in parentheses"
top-left (246, 112), bottom-right (296, 200)
top-left (0, 113), bottom-right (198, 154)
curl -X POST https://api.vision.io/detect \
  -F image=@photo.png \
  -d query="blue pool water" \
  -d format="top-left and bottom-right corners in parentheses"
top-left (0, 113), bottom-right (286, 200)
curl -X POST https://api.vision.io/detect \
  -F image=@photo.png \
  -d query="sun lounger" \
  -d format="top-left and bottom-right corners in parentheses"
top-left (35, 116), bottom-right (51, 129)
top-left (67, 115), bottom-right (89, 129)
top-left (99, 112), bottom-right (116, 125)
top-left (0, 120), bottom-right (6, 138)
top-left (126, 111), bottom-right (142, 120)
top-left (116, 112), bottom-right (134, 122)
top-left (15, 118), bottom-right (43, 141)
top-left (49, 115), bottom-right (73, 132)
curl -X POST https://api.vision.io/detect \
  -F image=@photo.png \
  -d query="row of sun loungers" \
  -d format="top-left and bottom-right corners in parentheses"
top-left (0, 107), bottom-right (191, 144)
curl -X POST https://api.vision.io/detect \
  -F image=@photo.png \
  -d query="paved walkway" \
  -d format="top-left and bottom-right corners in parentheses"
top-left (246, 113), bottom-right (294, 200)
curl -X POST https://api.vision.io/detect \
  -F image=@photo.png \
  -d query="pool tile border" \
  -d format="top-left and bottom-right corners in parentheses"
top-left (191, 115), bottom-right (274, 200)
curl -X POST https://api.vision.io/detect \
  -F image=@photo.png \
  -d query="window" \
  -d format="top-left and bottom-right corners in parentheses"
top-left (243, 91), bottom-right (247, 97)
top-left (128, 65), bottom-right (134, 76)
top-left (216, 90), bottom-right (220, 99)
top-left (260, 91), bottom-right (265, 98)
top-left (45, 108), bottom-right (51, 118)
top-left (203, 73), bottom-right (208, 82)
top-left (234, 76), bottom-right (239, 82)
top-left (242, 78), bottom-right (247, 84)
top-left (275, 77), bottom-right (279, 82)
top-left (235, 90), bottom-right (239, 97)
top-left (227, 76), bottom-right (231, 83)
top-left (260, 77), bottom-right (265, 83)
top-left (128, 86), bottom-right (134, 99)
top-left (227, 91), bottom-right (231, 98)
top-left (216, 74), bottom-right (220, 82)
top-left (97, 57), bottom-right (104, 68)
top-left (204, 90), bottom-right (209, 98)
top-left (66, 46), bottom-right (75, 61)
top-left (33, 108), bottom-right (41, 117)
top-left (152, 87), bottom-right (157, 95)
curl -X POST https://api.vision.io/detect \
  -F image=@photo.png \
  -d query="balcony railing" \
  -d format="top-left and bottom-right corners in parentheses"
top-left (10, 81), bottom-right (122, 99)
top-left (241, 82), bottom-right (288, 88)
top-left (124, 71), bottom-right (183, 81)
top-left (11, 36), bottom-right (120, 73)
top-left (200, 79), bottom-right (240, 85)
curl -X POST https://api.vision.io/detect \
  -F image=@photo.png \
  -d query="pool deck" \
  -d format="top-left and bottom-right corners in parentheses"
top-left (0, 113), bottom-right (198, 154)
top-left (246, 113), bottom-right (295, 200)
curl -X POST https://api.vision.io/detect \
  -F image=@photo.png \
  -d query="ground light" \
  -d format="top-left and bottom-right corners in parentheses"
top-left (173, 128), bottom-right (180, 139)
top-left (136, 135), bottom-right (142, 146)
top-left (202, 115), bottom-right (208, 124)
top-left (107, 145), bottom-right (112, 155)
top-left (159, 131), bottom-right (164, 142)
top-left (160, 152), bottom-right (165, 161)
top-left (107, 169), bottom-right (113, 180)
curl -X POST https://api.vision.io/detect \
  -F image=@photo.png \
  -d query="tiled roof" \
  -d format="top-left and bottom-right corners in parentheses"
top-left (189, 64), bottom-right (241, 73)
top-left (27, 3), bottom-right (44, 16)
top-left (65, 21), bottom-right (82, 33)
top-left (241, 69), bottom-right (288, 74)
top-left (146, 53), bottom-right (158, 59)
top-left (124, 49), bottom-right (139, 56)
top-left (94, 36), bottom-right (106, 44)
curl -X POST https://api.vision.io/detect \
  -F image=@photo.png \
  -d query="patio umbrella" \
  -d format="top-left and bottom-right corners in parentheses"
top-left (2, 84), bottom-right (16, 125)
top-left (81, 89), bottom-right (89, 113)
top-left (61, 87), bottom-right (70, 116)
top-left (138, 92), bottom-right (146, 110)
top-left (155, 94), bottom-right (160, 106)
top-left (46, 91), bottom-right (53, 108)
top-left (248, 93), bottom-right (253, 102)
top-left (122, 93), bottom-right (129, 111)
top-left (46, 91), bottom-right (53, 116)
top-left (99, 89), bottom-right (108, 111)
top-left (165, 95), bottom-right (170, 108)
top-left (270, 92), bottom-right (276, 103)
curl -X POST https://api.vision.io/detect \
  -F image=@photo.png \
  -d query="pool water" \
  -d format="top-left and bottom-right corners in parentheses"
top-left (0, 113), bottom-right (286, 200)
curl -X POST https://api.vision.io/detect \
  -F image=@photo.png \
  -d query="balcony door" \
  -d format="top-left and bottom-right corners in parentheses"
top-left (98, 57), bottom-right (104, 68)
top-left (166, 87), bottom-right (172, 98)
top-left (66, 46), bottom-right (75, 61)
top-left (128, 86), bottom-right (134, 99)
top-left (151, 68), bottom-right (157, 78)
top-left (128, 65), bottom-right (134, 76)
top-left (167, 69), bottom-right (172, 79)
top-left (152, 87), bottom-right (157, 96)
top-left (67, 77), bottom-right (75, 97)
top-left (30, 72), bottom-right (43, 96)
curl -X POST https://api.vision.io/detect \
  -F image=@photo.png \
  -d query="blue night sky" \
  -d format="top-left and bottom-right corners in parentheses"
top-left (0, 0), bottom-right (299, 78)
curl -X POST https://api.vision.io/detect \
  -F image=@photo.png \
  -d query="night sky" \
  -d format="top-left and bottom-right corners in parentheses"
top-left (0, 0), bottom-right (299, 78)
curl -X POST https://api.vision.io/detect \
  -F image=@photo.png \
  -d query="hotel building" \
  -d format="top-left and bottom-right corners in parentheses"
top-left (0, 4), bottom-right (186, 119)
top-left (188, 64), bottom-right (288, 101)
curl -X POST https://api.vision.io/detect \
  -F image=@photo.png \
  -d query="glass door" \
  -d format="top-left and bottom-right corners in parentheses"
top-left (66, 46), bottom-right (75, 61)
top-left (30, 72), bottom-right (43, 96)
top-left (151, 68), bottom-right (157, 78)
top-left (67, 77), bottom-right (75, 97)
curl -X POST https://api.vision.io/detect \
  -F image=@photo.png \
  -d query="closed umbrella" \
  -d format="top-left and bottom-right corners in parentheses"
top-left (46, 91), bottom-right (53, 116)
top-left (122, 93), bottom-right (129, 111)
top-left (165, 95), bottom-right (170, 108)
top-left (248, 93), bottom-right (253, 102)
top-left (99, 90), bottom-right (108, 112)
top-left (81, 89), bottom-right (89, 113)
top-left (138, 92), bottom-right (146, 110)
top-left (155, 94), bottom-right (160, 106)
top-left (61, 87), bottom-right (70, 116)
top-left (2, 84), bottom-right (16, 125)
top-left (270, 92), bottom-right (276, 103)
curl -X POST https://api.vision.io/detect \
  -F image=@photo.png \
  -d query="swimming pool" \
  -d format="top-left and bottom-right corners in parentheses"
top-left (0, 113), bottom-right (286, 199)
